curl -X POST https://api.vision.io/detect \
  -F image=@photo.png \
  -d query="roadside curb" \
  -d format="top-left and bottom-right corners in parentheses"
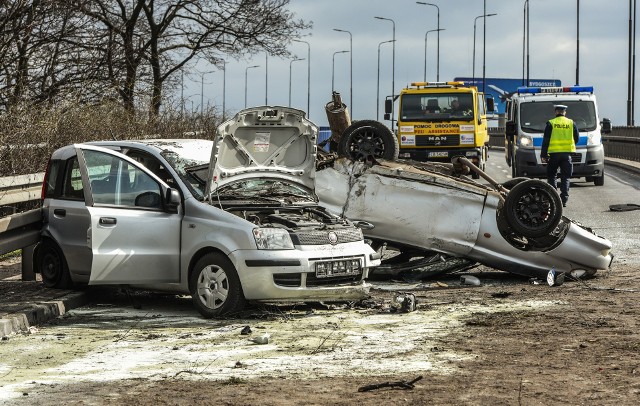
top-left (604, 157), bottom-right (640, 174)
top-left (0, 289), bottom-right (89, 338)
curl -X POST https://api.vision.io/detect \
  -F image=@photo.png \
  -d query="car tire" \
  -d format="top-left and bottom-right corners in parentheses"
top-left (594, 170), bottom-right (605, 186)
top-left (37, 239), bottom-right (73, 289)
top-left (503, 179), bottom-right (563, 238)
top-left (501, 177), bottom-right (529, 190)
top-left (189, 253), bottom-right (246, 318)
top-left (337, 120), bottom-right (399, 161)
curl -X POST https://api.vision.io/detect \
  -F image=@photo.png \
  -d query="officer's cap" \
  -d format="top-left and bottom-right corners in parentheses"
top-left (554, 104), bottom-right (568, 111)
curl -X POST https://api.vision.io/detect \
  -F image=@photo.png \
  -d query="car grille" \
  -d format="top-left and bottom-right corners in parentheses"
top-left (273, 272), bottom-right (363, 287)
top-left (295, 228), bottom-right (363, 245)
top-left (416, 134), bottom-right (460, 147)
top-left (570, 152), bottom-right (582, 163)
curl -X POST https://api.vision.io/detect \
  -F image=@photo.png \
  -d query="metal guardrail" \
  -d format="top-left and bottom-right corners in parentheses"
top-left (0, 173), bottom-right (44, 205)
top-left (0, 209), bottom-right (42, 256)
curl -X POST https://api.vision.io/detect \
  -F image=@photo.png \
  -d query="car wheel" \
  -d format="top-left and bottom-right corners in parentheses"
top-left (337, 120), bottom-right (399, 161)
top-left (189, 253), bottom-right (245, 318)
top-left (501, 177), bottom-right (529, 190)
top-left (594, 170), bottom-right (605, 186)
top-left (37, 239), bottom-right (73, 289)
top-left (503, 179), bottom-right (562, 238)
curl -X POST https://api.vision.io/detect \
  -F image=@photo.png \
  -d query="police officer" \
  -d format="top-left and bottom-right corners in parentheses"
top-left (540, 104), bottom-right (580, 207)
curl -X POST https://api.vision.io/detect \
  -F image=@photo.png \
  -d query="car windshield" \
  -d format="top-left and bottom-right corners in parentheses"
top-left (160, 146), bottom-right (210, 199)
top-left (520, 100), bottom-right (597, 133)
top-left (212, 178), bottom-right (316, 205)
top-left (401, 92), bottom-right (474, 122)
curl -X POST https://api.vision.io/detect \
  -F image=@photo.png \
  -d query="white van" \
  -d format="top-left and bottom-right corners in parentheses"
top-left (504, 86), bottom-right (611, 186)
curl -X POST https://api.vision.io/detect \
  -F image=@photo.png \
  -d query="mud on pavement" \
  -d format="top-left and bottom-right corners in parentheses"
top-left (1, 263), bottom-right (639, 405)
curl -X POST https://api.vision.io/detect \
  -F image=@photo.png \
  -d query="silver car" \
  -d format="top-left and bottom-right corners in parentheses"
top-left (316, 157), bottom-right (613, 280)
top-left (36, 107), bottom-right (379, 317)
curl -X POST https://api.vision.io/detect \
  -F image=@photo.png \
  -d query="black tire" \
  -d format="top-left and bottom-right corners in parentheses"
top-left (337, 120), bottom-right (399, 161)
top-left (37, 239), bottom-right (73, 289)
top-left (503, 179), bottom-right (562, 238)
top-left (594, 170), bottom-right (605, 186)
top-left (501, 177), bottom-right (529, 190)
top-left (189, 253), bottom-right (246, 318)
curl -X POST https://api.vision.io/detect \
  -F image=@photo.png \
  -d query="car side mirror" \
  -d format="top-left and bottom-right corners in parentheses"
top-left (486, 97), bottom-right (495, 112)
top-left (505, 121), bottom-right (516, 140)
top-left (384, 99), bottom-right (392, 115)
top-left (383, 113), bottom-right (391, 120)
top-left (165, 187), bottom-right (181, 211)
top-left (601, 118), bottom-right (612, 134)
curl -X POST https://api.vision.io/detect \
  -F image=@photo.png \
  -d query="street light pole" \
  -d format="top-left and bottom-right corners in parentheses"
top-left (374, 16), bottom-right (396, 130)
top-left (576, 0), bottom-right (580, 85)
top-left (417, 2), bottom-right (440, 81)
top-left (245, 65), bottom-right (259, 108)
top-left (473, 13), bottom-right (496, 86)
top-left (222, 59), bottom-right (227, 121)
top-left (424, 28), bottom-right (444, 82)
top-left (332, 50), bottom-right (349, 92)
top-left (293, 39), bottom-right (311, 118)
top-left (333, 29), bottom-right (353, 115)
top-left (377, 39), bottom-right (394, 120)
top-left (482, 0), bottom-right (487, 93)
top-left (289, 58), bottom-right (305, 107)
top-left (526, 0), bottom-right (530, 85)
top-left (265, 52), bottom-right (268, 105)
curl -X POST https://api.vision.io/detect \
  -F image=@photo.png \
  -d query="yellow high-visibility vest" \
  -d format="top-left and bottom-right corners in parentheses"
top-left (548, 116), bottom-right (576, 153)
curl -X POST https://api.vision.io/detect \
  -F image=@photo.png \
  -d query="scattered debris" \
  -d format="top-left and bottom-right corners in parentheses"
top-left (391, 293), bottom-right (417, 313)
top-left (240, 326), bottom-right (252, 335)
top-left (358, 375), bottom-right (423, 392)
top-left (249, 333), bottom-right (270, 345)
top-left (547, 268), bottom-right (565, 287)
top-left (609, 203), bottom-right (640, 212)
top-left (460, 275), bottom-right (481, 286)
top-left (491, 291), bottom-right (512, 299)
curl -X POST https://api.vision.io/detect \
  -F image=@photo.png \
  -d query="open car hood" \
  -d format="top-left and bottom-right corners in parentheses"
top-left (207, 106), bottom-right (318, 194)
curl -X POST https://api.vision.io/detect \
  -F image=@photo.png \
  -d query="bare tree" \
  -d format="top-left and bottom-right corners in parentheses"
top-left (142, 0), bottom-right (311, 116)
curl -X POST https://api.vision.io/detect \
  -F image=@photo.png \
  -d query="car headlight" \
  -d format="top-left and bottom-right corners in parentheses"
top-left (587, 132), bottom-right (601, 146)
top-left (253, 228), bottom-right (294, 250)
top-left (518, 134), bottom-right (534, 148)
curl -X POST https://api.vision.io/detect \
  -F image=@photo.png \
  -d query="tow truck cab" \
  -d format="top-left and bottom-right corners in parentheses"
top-left (504, 85), bottom-right (611, 186)
top-left (386, 81), bottom-right (494, 178)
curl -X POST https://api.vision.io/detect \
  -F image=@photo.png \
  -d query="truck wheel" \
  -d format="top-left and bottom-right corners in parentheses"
top-left (337, 120), bottom-right (399, 161)
top-left (503, 179), bottom-right (562, 238)
top-left (189, 253), bottom-right (246, 318)
top-left (594, 170), bottom-right (605, 186)
top-left (37, 239), bottom-right (73, 289)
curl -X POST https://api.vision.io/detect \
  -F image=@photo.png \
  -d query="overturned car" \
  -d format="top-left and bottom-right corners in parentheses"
top-left (315, 153), bottom-right (613, 280)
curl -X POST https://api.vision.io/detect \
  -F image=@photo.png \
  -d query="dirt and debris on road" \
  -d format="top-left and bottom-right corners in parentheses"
top-left (1, 262), bottom-right (639, 405)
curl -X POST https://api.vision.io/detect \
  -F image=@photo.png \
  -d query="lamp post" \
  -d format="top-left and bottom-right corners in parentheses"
top-left (417, 2), bottom-right (440, 81)
top-left (293, 39), bottom-right (311, 118)
top-left (482, 0), bottom-right (487, 93)
top-left (374, 16), bottom-right (396, 130)
top-left (244, 65), bottom-right (259, 108)
top-left (333, 28), bottom-right (353, 115)
top-left (424, 28), bottom-right (444, 82)
top-left (473, 14), bottom-right (496, 86)
top-left (332, 50), bottom-right (349, 92)
top-left (221, 59), bottom-right (227, 121)
top-left (289, 58), bottom-right (305, 107)
top-left (576, 0), bottom-right (580, 85)
top-left (523, 0), bottom-right (530, 86)
top-left (265, 52), bottom-right (268, 105)
top-left (377, 39), bottom-right (394, 120)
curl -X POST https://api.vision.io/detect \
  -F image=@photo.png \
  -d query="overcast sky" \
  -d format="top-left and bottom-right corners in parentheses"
top-left (189, 0), bottom-right (633, 127)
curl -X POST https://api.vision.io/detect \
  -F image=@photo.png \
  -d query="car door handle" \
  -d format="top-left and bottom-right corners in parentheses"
top-left (53, 209), bottom-right (66, 217)
top-left (99, 217), bottom-right (117, 225)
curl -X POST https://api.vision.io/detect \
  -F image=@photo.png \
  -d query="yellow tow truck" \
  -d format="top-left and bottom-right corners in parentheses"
top-left (391, 81), bottom-right (494, 177)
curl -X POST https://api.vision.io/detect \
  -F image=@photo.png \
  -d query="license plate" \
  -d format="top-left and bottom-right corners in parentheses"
top-left (428, 151), bottom-right (448, 158)
top-left (315, 259), bottom-right (362, 278)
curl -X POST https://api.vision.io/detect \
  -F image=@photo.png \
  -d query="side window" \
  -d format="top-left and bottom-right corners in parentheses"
top-left (61, 157), bottom-right (84, 201)
top-left (83, 150), bottom-right (162, 209)
top-left (476, 93), bottom-right (486, 116)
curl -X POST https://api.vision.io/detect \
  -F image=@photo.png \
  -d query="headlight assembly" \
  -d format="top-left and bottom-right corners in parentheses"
top-left (518, 134), bottom-right (534, 148)
top-left (253, 228), bottom-right (294, 250)
top-left (587, 132), bottom-right (601, 146)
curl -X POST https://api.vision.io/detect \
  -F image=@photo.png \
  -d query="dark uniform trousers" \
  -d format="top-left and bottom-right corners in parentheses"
top-left (547, 152), bottom-right (572, 204)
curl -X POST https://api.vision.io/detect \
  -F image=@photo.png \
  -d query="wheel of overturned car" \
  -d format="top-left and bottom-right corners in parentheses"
top-left (337, 120), bottom-right (399, 161)
top-left (37, 239), bottom-right (73, 289)
top-left (503, 179), bottom-right (562, 238)
top-left (189, 253), bottom-right (246, 318)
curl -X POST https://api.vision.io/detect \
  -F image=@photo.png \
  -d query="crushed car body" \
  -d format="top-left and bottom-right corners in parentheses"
top-left (36, 106), bottom-right (379, 318)
top-left (315, 156), bottom-right (613, 280)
